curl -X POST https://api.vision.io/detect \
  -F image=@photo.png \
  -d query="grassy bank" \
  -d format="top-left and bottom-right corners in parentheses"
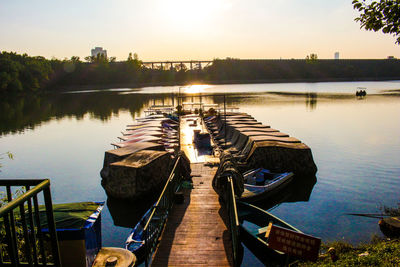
top-left (299, 237), bottom-right (400, 266)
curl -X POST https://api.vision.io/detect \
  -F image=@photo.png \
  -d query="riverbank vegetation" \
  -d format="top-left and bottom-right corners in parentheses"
top-left (299, 238), bottom-right (400, 266)
top-left (301, 203), bottom-right (400, 266)
top-left (2, 51), bottom-right (400, 95)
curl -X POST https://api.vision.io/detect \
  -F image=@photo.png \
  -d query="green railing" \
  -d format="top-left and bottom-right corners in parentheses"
top-left (225, 176), bottom-right (240, 267)
top-left (143, 156), bottom-right (182, 266)
top-left (0, 179), bottom-right (61, 266)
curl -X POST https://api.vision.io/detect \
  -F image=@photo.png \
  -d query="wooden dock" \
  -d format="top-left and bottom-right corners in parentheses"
top-left (151, 115), bottom-right (232, 266)
top-left (151, 163), bottom-right (232, 266)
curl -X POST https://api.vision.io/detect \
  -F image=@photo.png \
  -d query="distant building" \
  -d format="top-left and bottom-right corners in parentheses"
top-left (91, 47), bottom-right (107, 58)
top-left (334, 52), bottom-right (339, 60)
top-left (387, 56), bottom-right (396, 59)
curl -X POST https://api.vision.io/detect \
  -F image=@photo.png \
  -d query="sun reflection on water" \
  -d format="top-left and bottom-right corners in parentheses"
top-left (183, 84), bottom-right (211, 94)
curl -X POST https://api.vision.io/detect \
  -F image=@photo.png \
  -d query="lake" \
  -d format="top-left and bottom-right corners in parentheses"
top-left (1, 80), bottom-right (400, 265)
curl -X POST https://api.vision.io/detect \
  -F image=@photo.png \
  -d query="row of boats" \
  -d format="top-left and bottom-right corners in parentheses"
top-left (100, 109), bottom-right (320, 265)
top-left (202, 112), bottom-right (320, 264)
top-left (203, 113), bottom-right (314, 203)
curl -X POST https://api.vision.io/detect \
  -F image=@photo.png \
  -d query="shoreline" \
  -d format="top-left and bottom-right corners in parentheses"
top-left (46, 77), bottom-right (400, 92)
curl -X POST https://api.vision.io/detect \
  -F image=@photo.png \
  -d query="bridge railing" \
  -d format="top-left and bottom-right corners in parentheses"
top-left (225, 176), bottom-right (240, 267)
top-left (143, 156), bottom-right (182, 266)
top-left (0, 179), bottom-right (61, 266)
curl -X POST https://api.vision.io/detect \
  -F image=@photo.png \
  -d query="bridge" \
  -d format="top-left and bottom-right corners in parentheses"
top-left (141, 60), bottom-right (213, 70)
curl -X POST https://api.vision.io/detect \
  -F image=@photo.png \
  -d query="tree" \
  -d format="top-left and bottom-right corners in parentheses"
top-left (306, 53), bottom-right (318, 63)
top-left (84, 56), bottom-right (93, 62)
top-left (70, 56), bottom-right (81, 63)
top-left (353, 0), bottom-right (400, 44)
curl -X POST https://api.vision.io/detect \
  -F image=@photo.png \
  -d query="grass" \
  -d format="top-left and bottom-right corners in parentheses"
top-left (298, 237), bottom-right (400, 267)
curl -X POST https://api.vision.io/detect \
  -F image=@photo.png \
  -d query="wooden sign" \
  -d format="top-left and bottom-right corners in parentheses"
top-left (265, 222), bottom-right (321, 261)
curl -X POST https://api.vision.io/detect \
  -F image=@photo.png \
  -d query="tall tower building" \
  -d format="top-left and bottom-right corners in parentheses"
top-left (334, 52), bottom-right (340, 60)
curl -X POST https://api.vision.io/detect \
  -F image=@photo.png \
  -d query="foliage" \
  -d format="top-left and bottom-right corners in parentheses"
top-left (3, 51), bottom-right (400, 94)
top-left (381, 203), bottom-right (400, 216)
top-left (0, 52), bottom-right (52, 94)
top-left (306, 53), bottom-right (318, 63)
top-left (353, 0), bottom-right (400, 44)
top-left (0, 187), bottom-right (53, 264)
top-left (299, 238), bottom-right (400, 266)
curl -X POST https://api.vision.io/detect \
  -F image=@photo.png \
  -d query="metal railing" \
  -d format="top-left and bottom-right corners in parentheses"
top-left (143, 156), bottom-right (182, 266)
top-left (225, 176), bottom-right (240, 267)
top-left (0, 179), bottom-right (61, 266)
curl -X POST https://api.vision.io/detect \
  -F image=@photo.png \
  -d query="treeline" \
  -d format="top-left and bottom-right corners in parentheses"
top-left (0, 52), bottom-right (53, 94)
top-left (207, 58), bottom-right (400, 81)
top-left (2, 51), bottom-right (400, 94)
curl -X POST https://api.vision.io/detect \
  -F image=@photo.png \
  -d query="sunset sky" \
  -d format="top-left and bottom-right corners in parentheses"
top-left (1, 0), bottom-right (399, 61)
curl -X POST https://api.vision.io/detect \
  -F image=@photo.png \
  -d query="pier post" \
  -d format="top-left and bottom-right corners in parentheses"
top-left (224, 94), bottom-right (226, 147)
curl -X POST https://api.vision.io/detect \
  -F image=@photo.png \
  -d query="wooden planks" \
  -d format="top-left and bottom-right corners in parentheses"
top-left (151, 163), bottom-right (232, 266)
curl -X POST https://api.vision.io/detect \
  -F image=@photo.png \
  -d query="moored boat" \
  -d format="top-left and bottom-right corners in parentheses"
top-left (379, 216), bottom-right (400, 238)
top-left (100, 111), bottom-right (182, 199)
top-left (241, 168), bottom-right (294, 202)
top-left (125, 208), bottom-right (152, 262)
top-left (237, 201), bottom-right (301, 265)
top-left (203, 112), bottom-right (317, 176)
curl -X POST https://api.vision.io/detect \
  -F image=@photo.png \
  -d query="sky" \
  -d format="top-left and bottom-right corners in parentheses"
top-left (0, 0), bottom-right (399, 61)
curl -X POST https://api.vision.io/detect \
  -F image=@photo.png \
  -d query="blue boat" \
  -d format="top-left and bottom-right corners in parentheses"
top-left (125, 206), bottom-right (164, 263)
top-left (32, 202), bottom-right (105, 267)
top-left (125, 208), bottom-right (151, 262)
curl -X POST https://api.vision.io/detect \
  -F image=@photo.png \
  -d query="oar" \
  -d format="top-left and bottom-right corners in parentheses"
top-left (344, 213), bottom-right (389, 219)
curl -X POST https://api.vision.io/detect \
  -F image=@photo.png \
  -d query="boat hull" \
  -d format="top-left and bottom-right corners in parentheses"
top-left (237, 201), bottom-right (300, 265)
top-left (241, 169), bottom-right (294, 203)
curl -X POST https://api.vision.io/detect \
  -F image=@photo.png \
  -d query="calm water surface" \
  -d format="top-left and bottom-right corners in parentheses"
top-left (1, 81), bottom-right (400, 265)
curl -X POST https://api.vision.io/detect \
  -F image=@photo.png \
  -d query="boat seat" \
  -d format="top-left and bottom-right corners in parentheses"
top-left (257, 226), bottom-right (270, 235)
top-left (248, 225), bottom-right (270, 237)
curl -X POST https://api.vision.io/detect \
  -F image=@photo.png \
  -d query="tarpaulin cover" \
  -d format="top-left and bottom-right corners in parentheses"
top-left (36, 202), bottom-right (103, 230)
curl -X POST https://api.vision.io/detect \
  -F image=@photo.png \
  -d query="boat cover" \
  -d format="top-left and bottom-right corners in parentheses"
top-left (102, 142), bottom-right (165, 168)
top-left (36, 202), bottom-right (104, 230)
top-left (233, 124), bottom-right (271, 129)
top-left (248, 135), bottom-right (301, 143)
top-left (102, 150), bottom-right (172, 198)
top-left (244, 141), bottom-right (317, 176)
top-left (240, 131), bottom-right (289, 137)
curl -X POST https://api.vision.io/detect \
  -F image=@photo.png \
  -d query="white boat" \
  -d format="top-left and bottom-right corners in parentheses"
top-left (241, 168), bottom-right (294, 202)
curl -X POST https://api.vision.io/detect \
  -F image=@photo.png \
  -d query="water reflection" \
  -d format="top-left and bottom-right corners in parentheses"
top-left (0, 91), bottom-right (330, 136)
top-left (5, 86), bottom-right (384, 137)
top-left (0, 93), bottom-right (244, 135)
top-left (306, 93), bottom-right (317, 110)
top-left (107, 194), bottom-right (159, 228)
top-left (246, 175), bottom-right (317, 211)
top-left (0, 93), bottom-right (168, 135)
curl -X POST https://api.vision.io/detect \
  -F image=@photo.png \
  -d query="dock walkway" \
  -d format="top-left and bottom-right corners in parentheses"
top-left (151, 116), bottom-right (232, 266)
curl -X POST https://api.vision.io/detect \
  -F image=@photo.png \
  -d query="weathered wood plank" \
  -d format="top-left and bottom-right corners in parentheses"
top-left (151, 163), bottom-right (232, 266)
